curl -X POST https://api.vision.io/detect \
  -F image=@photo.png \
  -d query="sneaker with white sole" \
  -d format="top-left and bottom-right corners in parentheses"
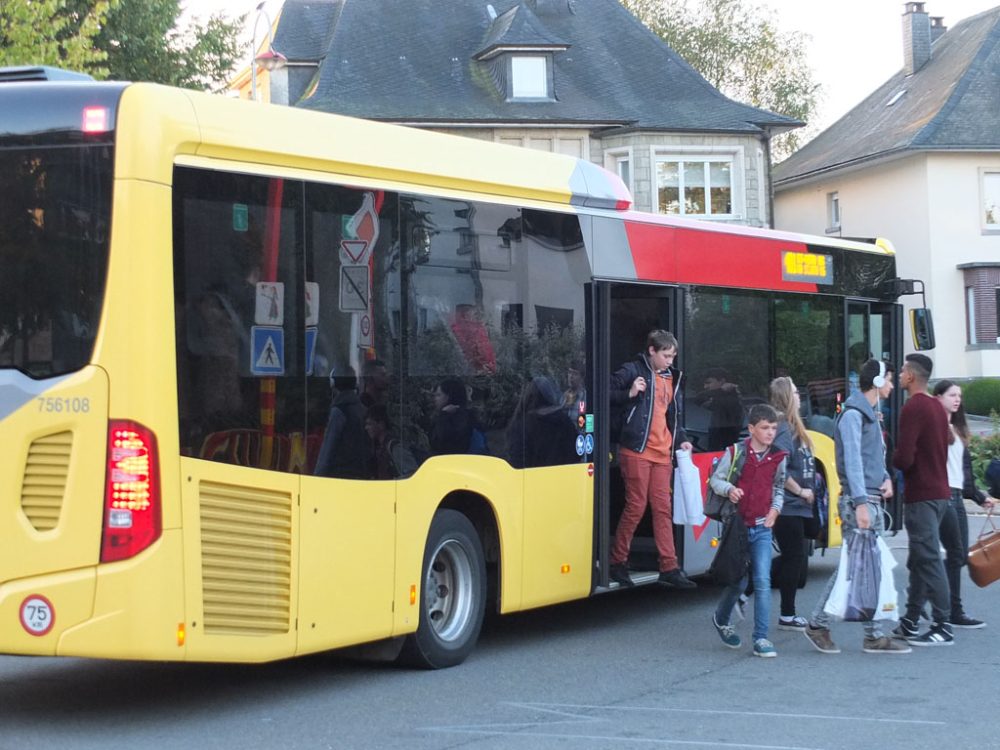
top-left (753, 638), bottom-right (777, 658)
top-left (909, 622), bottom-right (954, 647)
top-left (803, 625), bottom-right (841, 654)
top-left (863, 636), bottom-right (912, 654)
top-left (949, 613), bottom-right (986, 629)
top-left (713, 614), bottom-right (741, 649)
top-left (891, 616), bottom-right (918, 640)
top-left (777, 616), bottom-right (808, 631)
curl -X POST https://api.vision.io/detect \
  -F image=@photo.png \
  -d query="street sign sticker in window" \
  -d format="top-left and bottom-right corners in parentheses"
top-left (20, 595), bottom-right (55, 636)
top-left (251, 326), bottom-right (285, 376)
top-left (339, 265), bottom-right (369, 312)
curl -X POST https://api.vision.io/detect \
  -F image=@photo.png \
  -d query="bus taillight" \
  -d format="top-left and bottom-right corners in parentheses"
top-left (101, 420), bottom-right (162, 563)
top-left (82, 106), bottom-right (109, 133)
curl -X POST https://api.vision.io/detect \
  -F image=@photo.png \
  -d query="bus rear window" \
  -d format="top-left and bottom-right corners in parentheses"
top-left (0, 143), bottom-right (113, 378)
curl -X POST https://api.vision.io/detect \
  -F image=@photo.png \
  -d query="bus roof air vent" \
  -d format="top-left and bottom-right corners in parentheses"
top-left (0, 66), bottom-right (94, 84)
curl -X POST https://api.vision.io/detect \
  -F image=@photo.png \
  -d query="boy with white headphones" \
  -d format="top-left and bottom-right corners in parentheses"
top-left (804, 358), bottom-right (911, 654)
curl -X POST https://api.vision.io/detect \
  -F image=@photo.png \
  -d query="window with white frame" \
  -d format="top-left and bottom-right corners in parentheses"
top-left (827, 191), bottom-right (841, 232)
top-left (983, 171), bottom-right (1000, 229)
top-left (967, 286), bottom-right (977, 344)
top-left (604, 149), bottom-right (633, 194)
top-left (511, 56), bottom-right (548, 99)
top-left (996, 287), bottom-right (1000, 342)
top-left (616, 155), bottom-right (631, 189)
top-left (655, 157), bottom-right (733, 217)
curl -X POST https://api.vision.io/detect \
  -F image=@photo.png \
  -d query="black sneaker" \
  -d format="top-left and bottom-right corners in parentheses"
top-left (609, 563), bottom-right (634, 588)
top-left (658, 569), bottom-right (697, 589)
top-left (891, 616), bottom-right (918, 640)
top-left (909, 622), bottom-right (954, 647)
top-left (950, 613), bottom-right (986, 629)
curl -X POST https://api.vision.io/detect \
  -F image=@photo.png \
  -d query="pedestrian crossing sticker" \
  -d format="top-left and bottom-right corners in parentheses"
top-left (251, 326), bottom-right (284, 376)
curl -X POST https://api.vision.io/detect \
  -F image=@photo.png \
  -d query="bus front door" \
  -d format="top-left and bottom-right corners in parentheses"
top-left (592, 282), bottom-right (683, 588)
top-left (846, 300), bottom-right (904, 531)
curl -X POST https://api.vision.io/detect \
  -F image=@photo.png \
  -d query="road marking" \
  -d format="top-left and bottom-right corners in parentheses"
top-left (514, 701), bottom-right (946, 726)
top-left (423, 725), bottom-right (819, 749)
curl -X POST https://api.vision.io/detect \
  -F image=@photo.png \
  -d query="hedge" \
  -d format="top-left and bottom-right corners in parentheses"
top-left (963, 378), bottom-right (1000, 417)
top-left (969, 426), bottom-right (1000, 492)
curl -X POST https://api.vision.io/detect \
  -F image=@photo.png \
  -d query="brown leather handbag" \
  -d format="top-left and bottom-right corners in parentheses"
top-left (968, 508), bottom-right (1000, 588)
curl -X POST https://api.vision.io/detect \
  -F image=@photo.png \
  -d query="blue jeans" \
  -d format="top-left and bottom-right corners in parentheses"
top-left (715, 525), bottom-right (773, 641)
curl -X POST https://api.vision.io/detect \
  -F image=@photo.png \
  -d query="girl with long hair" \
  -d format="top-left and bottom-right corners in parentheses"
top-left (769, 376), bottom-right (816, 630)
top-left (932, 380), bottom-right (996, 628)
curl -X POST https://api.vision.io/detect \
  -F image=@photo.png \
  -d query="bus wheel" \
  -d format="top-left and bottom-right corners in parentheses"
top-left (399, 509), bottom-right (486, 669)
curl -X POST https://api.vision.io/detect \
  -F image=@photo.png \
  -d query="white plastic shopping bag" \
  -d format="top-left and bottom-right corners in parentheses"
top-left (825, 531), bottom-right (899, 621)
top-left (875, 535), bottom-right (900, 622)
top-left (673, 449), bottom-right (706, 526)
top-left (823, 531), bottom-right (853, 619)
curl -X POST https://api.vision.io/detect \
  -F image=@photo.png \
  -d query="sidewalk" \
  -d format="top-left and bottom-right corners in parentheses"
top-left (968, 414), bottom-right (998, 437)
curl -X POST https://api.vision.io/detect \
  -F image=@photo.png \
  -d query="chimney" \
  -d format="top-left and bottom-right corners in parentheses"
top-left (903, 2), bottom-right (932, 75)
top-left (930, 16), bottom-right (947, 44)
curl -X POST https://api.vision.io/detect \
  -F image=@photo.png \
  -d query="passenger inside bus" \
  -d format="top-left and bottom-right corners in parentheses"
top-left (506, 376), bottom-right (580, 469)
top-left (689, 367), bottom-right (744, 451)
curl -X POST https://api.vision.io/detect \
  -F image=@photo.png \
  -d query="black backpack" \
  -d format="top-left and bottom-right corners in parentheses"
top-left (986, 458), bottom-right (1000, 499)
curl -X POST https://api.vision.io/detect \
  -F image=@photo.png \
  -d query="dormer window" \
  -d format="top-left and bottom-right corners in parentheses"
top-left (473, 3), bottom-right (567, 103)
top-left (511, 55), bottom-right (549, 99)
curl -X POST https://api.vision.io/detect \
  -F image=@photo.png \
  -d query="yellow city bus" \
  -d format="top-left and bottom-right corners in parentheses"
top-left (0, 71), bottom-right (929, 667)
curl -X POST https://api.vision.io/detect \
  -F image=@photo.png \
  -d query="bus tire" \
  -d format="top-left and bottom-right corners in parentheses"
top-left (399, 509), bottom-right (486, 669)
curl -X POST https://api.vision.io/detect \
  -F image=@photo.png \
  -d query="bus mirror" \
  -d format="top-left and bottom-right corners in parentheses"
top-left (910, 308), bottom-right (935, 350)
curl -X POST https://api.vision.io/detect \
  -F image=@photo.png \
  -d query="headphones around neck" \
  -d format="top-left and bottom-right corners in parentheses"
top-left (873, 360), bottom-right (886, 389)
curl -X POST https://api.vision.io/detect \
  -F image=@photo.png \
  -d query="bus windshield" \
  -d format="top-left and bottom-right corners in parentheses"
top-left (0, 141), bottom-right (113, 378)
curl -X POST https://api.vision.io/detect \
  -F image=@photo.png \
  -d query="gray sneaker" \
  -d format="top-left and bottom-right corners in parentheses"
top-left (863, 636), bottom-right (912, 654)
top-left (804, 625), bottom-right (841, 654)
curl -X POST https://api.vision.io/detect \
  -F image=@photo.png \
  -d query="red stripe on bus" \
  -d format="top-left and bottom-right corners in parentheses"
top-left (625, 221), bottom-right (819, 293)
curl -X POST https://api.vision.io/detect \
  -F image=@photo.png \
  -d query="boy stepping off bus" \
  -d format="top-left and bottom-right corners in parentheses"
top-left (710, 404), bottom-right (788, 658)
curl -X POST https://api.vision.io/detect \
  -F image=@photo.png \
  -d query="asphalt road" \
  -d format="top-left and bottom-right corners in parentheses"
top-left (2, 538), bottom-right (998, 750)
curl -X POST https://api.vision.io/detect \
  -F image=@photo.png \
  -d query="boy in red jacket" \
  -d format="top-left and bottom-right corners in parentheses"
top-left (709, 404), bottom-right (787, 657)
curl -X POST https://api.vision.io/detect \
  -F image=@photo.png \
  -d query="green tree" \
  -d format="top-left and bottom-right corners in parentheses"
top-left (1, 0), bottom-right (243, 92)
top-left (93, 0), bottom-right (245, 91)
top-left (0, 0), bottom-right (111, 72)
top-left (621, 0), bottom-right (820, 159)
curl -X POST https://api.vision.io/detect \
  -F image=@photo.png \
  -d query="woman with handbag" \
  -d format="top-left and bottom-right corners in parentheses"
top-left (769, 377), bottom-right (816, 631)
top-left (932, 380), bottom-right (996, 628)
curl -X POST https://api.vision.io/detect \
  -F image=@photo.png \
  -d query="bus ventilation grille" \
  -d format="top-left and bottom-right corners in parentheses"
top-left (20, 431), bottom-right (72, 532)
top-left (199, 481), bottom-right (292, 636)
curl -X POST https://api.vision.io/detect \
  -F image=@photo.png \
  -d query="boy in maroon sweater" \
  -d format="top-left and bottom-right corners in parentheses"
top-left (710, 404), bottom-right (787, 657)
top-left (892, 353), bottom-right (953, 646)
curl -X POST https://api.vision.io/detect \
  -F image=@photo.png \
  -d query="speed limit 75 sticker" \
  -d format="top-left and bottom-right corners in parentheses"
top-left (19, 595), bottom-right (55, 636)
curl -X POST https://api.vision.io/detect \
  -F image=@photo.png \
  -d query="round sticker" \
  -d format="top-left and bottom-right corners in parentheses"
top-left (575, 435), bottom-right (586, 456)
top-left (584, 434), bottom-right (595, 455)
top-left (587, 463), bottom-right (595, 477)
top-left (360, 315), bottom-right (371, 336)
top-left (19, 595), bottom-right (55, 636)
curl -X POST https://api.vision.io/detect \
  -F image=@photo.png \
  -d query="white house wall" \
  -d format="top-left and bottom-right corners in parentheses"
top-left (775, 152), bottom-right (1000, 380)
top-left (926, 153), bottom-right (1000, 378)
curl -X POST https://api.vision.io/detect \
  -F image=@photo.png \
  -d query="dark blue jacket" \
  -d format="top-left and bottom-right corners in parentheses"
top-left (610, 353), bottom-right (687, 456)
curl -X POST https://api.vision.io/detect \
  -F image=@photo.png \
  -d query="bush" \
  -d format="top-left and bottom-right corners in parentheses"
top-left (969, 422), bottom-right (1000, 491)
top-left (963, 378), bottom-right (1000, 416)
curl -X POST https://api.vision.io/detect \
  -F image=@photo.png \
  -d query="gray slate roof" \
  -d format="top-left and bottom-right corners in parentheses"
top-left (475, 2), bottom-right (569, 58)
top-left (774, 6), bottom-right (1000, 186)
top-left (271, 0), bottom-right (799, 134)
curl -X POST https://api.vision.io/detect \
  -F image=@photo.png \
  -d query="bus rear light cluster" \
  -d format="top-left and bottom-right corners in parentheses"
top-left (82, 106), bottom-right (109, 133)
top-left (101, 420), bottom-right (162, 563)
